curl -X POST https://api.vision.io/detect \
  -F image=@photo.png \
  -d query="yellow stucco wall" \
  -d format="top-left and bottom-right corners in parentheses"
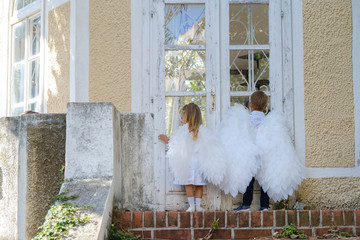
top-left (47, 2), bottom-right (70, 113)
top-left (89, 0), bottom-right (131, 112)
top-left (303, 0), bottom-right (354, 167)
top-left (298, 178), bottom-right (360, 209)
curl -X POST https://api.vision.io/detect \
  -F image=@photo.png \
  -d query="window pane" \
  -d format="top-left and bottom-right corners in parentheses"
top-left (165, 4), bottom-right (205, 45)
top-left (29, 58), bottom-right (40, 99)
top-left (165, 50), bottom-right (206, 92)
top-left (11, 106), bottom-right (24, 116)
top-left (28, 102), bottom-right (40, 112)
top-left (230, 49), bottom-right (269, 92)
top-left (230, 96), bottom-right (249, 108)
top-left (15, 0), bottom-right (36, 11)
top-left (165, 96), bottom-right (206, 136)
top-left (30, 16), bottom-right (41, 56)
top-left (13, 21), bottom-right (26, 62)
top-left (12, 64), bottom-right (25, 104)
top-left (229, 4), bottom-right (269, 45)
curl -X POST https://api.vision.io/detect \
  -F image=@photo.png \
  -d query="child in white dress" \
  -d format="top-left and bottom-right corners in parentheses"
top-left (159, 103), bottom-right (228, 212)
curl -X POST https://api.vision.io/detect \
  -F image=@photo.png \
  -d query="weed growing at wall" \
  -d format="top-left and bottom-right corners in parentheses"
top-left (108, 224), bottom-right (140, 240)
top-left (273, 224), bottom-right (307, 239)
top-left (32, 203), bottom-right (90, 239)
top-left (54, 188), bottom-right (79, 202)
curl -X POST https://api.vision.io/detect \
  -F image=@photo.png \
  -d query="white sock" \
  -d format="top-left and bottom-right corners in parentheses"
top-left (188, 197), bottom-right (195, 205)
top-left (195, 198), bottom-right (202, 206)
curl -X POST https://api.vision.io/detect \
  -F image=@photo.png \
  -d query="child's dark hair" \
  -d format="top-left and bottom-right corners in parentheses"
top-left (250, 91), bottom-right (268, 111)
top-left (181, 103), bottom-right (202, 140)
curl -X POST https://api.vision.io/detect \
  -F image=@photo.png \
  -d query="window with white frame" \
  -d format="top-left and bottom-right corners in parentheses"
top-left (10, 0), bottom-right (42, 116)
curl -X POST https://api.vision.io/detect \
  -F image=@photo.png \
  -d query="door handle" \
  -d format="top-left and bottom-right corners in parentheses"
top-left (211, 89), bottom-right (215, 112)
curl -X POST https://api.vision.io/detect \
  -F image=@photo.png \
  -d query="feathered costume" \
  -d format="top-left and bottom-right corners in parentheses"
top-left (167, 124), bottom-right (229, 186)
top-left (219, 104), bottom-right (305, 202)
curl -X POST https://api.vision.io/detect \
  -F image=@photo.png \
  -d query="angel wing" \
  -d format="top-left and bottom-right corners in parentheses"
top-left (196, 125), bottom-right (229, 186)
top-left (217, 104), bottom-right (260, 197)
top-left (256, 112), bottom-right (305, 202)
top-left (167, 124), bottom-right (194, 182)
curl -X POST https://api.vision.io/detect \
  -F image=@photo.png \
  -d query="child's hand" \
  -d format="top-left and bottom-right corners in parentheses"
top-left (158, 134), bottom-right (170, 144)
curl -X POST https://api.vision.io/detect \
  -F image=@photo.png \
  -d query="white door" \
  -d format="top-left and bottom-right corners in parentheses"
top-left (132, 0), bottom-right (291, 210)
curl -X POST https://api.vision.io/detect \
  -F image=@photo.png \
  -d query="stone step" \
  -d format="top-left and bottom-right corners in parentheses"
top-left (112, 209), bottom-right (360, 239)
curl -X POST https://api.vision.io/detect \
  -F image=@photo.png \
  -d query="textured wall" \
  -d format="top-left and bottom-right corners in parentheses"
top-left (89, 0), bottom-right (131, 112)
top-left (298, 177), bottom-right (360, 209)
top-left (303, 0), bottom-right (354, 167)
top-left (25, 117), bottom-right (66, 239)
top-left (47, 2), bottom-right (70, 113)
top-left (0, 117), bottom-right (19, 240)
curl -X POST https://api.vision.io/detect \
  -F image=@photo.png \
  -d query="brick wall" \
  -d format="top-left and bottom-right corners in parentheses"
top-left (113, 209), bottom-right (360, 239)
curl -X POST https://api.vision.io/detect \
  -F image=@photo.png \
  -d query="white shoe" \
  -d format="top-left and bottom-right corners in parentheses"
top-left (196, 205), bottom-right (205, 211)
top-left (186, 205), bottom-right (195, 212)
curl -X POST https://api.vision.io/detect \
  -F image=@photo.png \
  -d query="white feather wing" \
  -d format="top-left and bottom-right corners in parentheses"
top-left (167, 124), bottom-right (194, 182)
top-left (256, 112), bottom-right (305, 202)
top-left (196, 126), bottom-right (229, 186)
top-left (218, 104), bottom-right (260, 197)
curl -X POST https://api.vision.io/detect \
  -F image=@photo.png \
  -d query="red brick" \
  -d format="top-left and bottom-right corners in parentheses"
top-left (216, 211), bottom-right (226, 228)
top-left (193, 211), bottom-right (203, 228)
top-left (234, 229), bottom-right (272, 239)
top-left (333, 210), bottom-right (344, 226)
top-left (299, 210), bottom-right (310, 227)
top-left (301, 228), bottom-right (313, 237)
top-left (238, 211), bottom-right (250, 228)
top-left (344, 209), bottom-right (354, 225)
top-left (204, 211), bottom-right (215, 228)
top-left (275, 210), bottom-right (286, 227)
top-left (193, 229), bottom-right (231, 239)
top-left (179, 211), bottom-right (191, 228)
top-left (156, 211), bottom-right (166, 228)
top-left (356, 227), bottom-right (360, 236)
top-left (322, 210), bottom-right (332, 226)
top-left (338, 227), bottom-right (354, 236)
top-left (212, 229), bottom-right (232, 239)
top-left (263, 211), bottom-right (274, 227)
top-left (315, 227), bottom-right (331, 236)
top-left (167, 211), bottom-right (178, 227)
top-left (131, 230), bottom-right (151, 239)
top-left (251, 211), bottom-right (261, 227)
top-left (356, 209), bottom-right (360, 226)
top-left (311, 210), bottom-right (320, 227)
top-left (227, 211), bottom-right (238, 228)
top-left (287, 210), bottom-right (298, 226)
top-left (132, 211), bottom-right (143, 228)
top-left (153, 229), bottom-right (191, 239)
top-left (144, 211), bottom-right (154, 228)
top-left (113, 210), bottom-right (131, 230)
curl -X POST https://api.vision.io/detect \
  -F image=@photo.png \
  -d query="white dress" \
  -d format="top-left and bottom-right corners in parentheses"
top-left (219, 104), bottom-right (305, 201)
top-left (167, 124), bottom-right (229, 187)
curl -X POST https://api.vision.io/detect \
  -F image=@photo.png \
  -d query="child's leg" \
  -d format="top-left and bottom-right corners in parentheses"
top-left (194, 185), bottom-right (204, 210)
top-left (242, 177), bottom-right (255, 206)
top-left (260, 187), bottom-right (269, 209)
top-left (185, 185), bottom-right (195, 205)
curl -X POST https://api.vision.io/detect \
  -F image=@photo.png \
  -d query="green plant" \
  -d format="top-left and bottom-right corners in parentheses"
top-left (32, 203), bottom-right (90, 240)
top-left (108, 224), bottom-right (140, 240)
top-left (53, 188), bottom-right (79, 202)
top-left (211, 219), bottom-right (219, 230)
top-left (281, 224), bottom-right (307, 239)
top-left (273, 199), bottom-right (291, 210)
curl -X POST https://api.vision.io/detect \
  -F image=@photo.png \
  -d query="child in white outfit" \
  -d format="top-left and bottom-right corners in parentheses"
top-left (159, 103), bottom-right (228, 211)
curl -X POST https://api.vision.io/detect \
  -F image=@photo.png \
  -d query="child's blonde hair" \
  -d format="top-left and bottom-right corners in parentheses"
top-left (250, 91), bottom-right (268, 111)
top-left (181, 103), bottom-right (202, 140)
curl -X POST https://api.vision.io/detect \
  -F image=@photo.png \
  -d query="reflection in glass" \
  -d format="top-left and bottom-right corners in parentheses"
top-left (31, 17), bottom-right (41, 56)
top-left (165, 50), bottom-right (206, 92)
top-left (29, 59), bottom-right (40, 99)
top-left (13, 22), bottom-right (26, 63)
top-left (15, 0), bottom-right (36, 11)
top-left (165, 4), bottom-right (205, 45)
top-left (11, 106), bottom-right (24, 116)
top-left (165, 96), bottom-right (206, 137)
top-left (12, 64), bottom-right (25, 104)
top-left (28, 102), bottom-right (40, 112)
top-left (229, 4), bottom-right (269, 45)
top-left (230, 50), bottom-right (269, 92)
top-left (231, 96), bottom-right (271, 113)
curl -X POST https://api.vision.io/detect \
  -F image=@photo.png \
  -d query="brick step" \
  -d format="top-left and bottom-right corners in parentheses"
top-left (112, 209), bottom-right (360, 239)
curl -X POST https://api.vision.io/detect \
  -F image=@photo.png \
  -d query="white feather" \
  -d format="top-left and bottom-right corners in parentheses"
top-left (167, 124), bottom-right (229, 186)
top-left (218, 104), bottom-right (260, 197)
top-left (256, 112), bottom-right (305, 202)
